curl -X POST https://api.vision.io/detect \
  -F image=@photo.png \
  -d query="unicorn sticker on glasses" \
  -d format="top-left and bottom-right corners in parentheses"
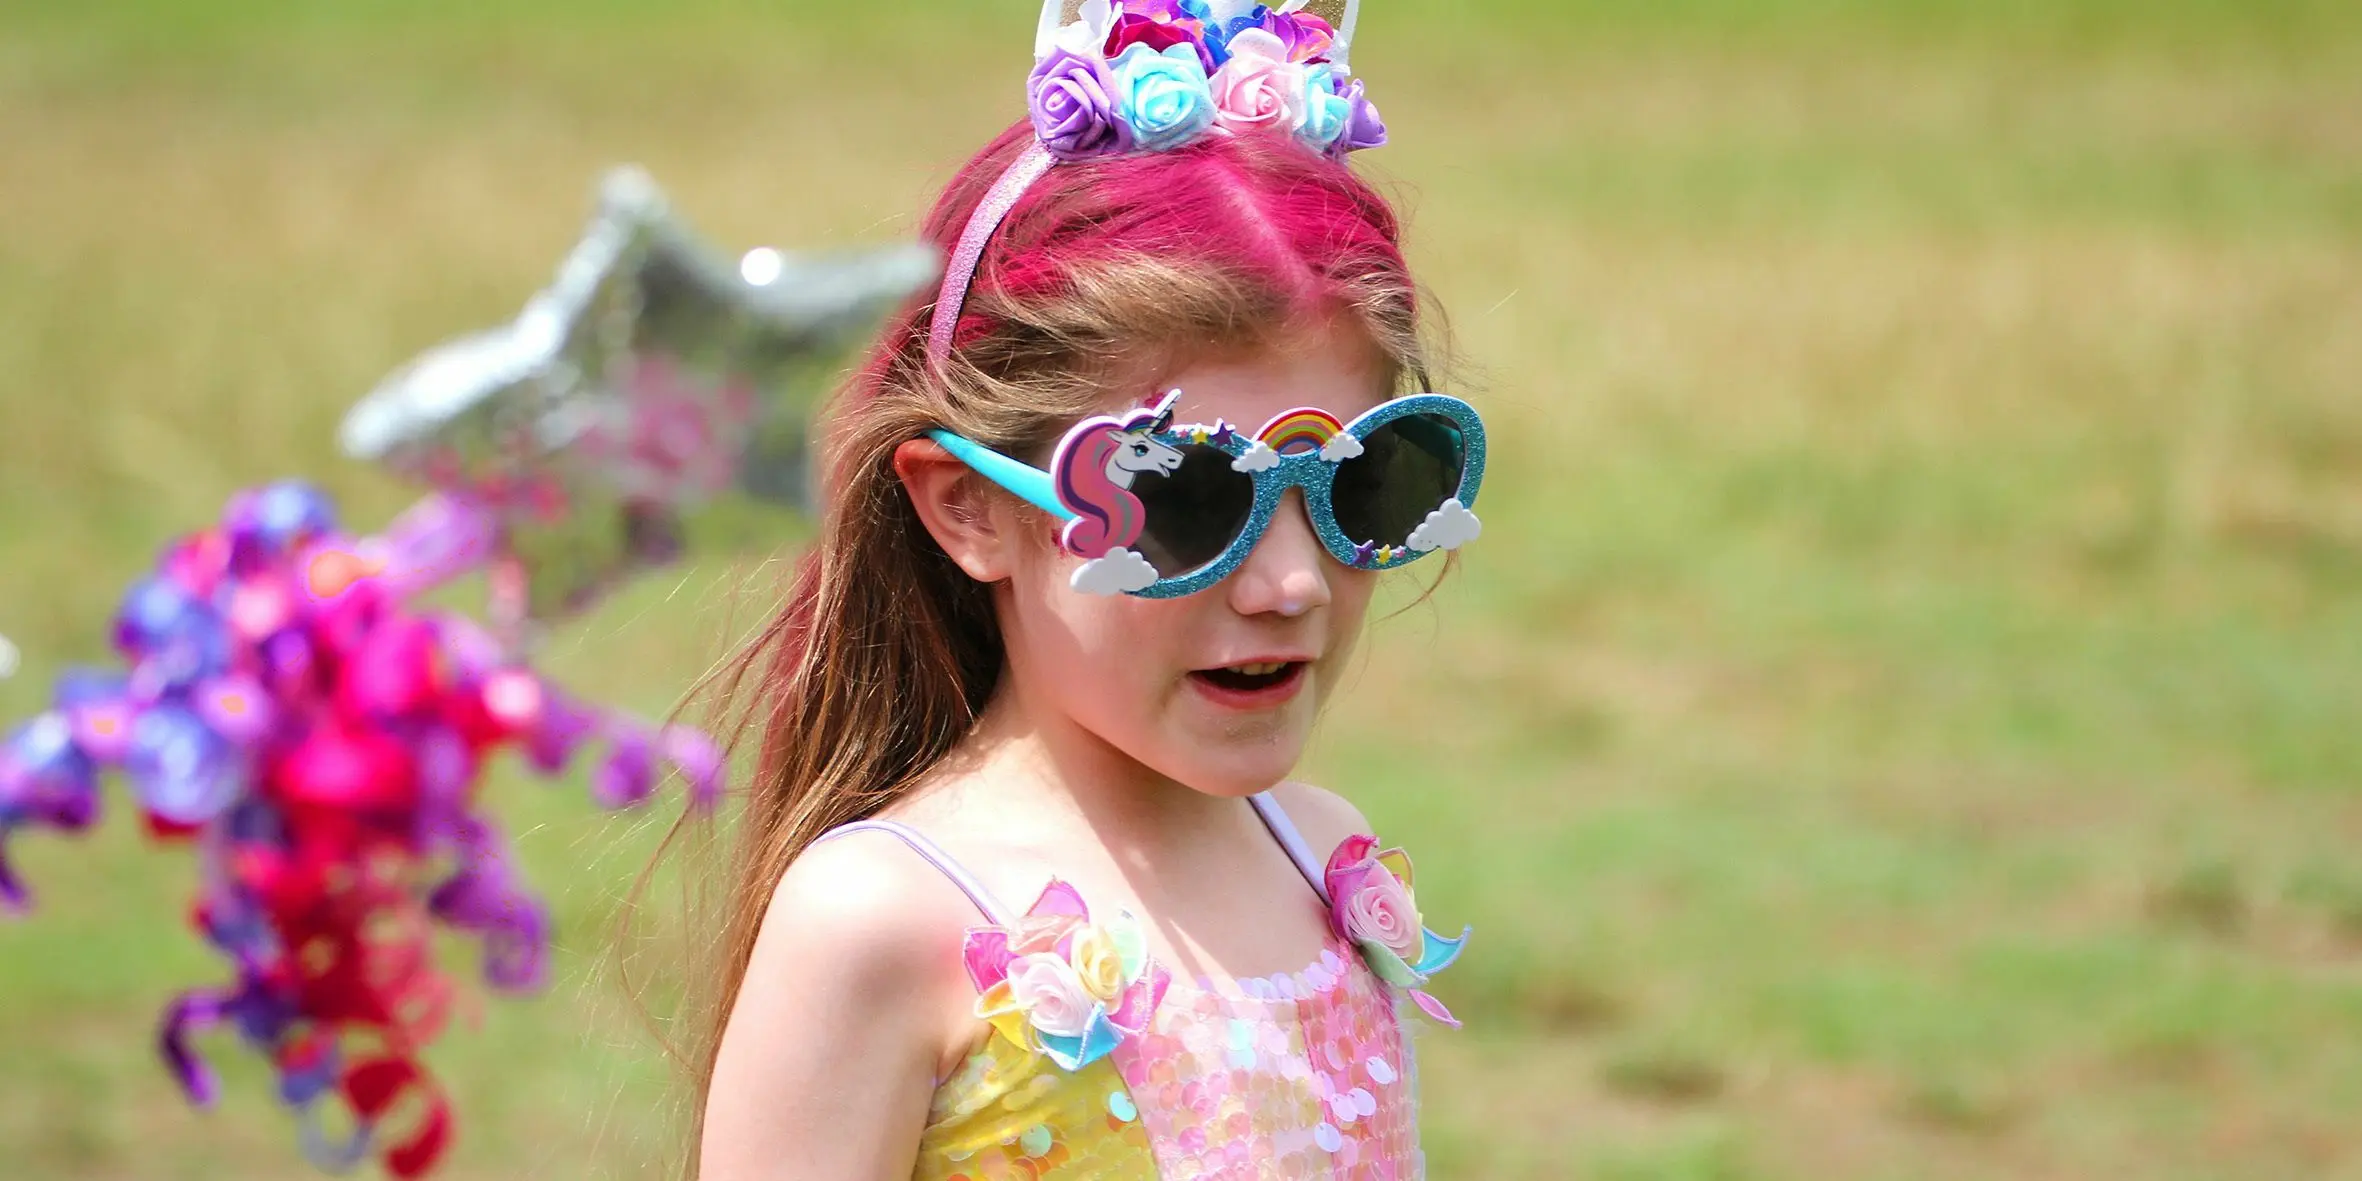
top-left (1053, 389), bottom-right (1186, 595)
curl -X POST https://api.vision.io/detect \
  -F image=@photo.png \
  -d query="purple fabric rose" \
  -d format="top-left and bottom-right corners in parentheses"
top-left (1337, 78), bottom-right (1388, 155)
top-left (1257, 8), bottom-right (1337, 62)
top-left (1028, 47), bottom-right (1134, 160)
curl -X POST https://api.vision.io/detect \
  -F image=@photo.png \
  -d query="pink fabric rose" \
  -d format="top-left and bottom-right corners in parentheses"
top-left (1005, 952), bottom-right (1096, 1039)
top-left (1342, 867), bottom-right (1424, 959)
top-left (1208, 28), bottom-right (1307, 137)
top-left (1323, 835), bottom-right (1470, 1029)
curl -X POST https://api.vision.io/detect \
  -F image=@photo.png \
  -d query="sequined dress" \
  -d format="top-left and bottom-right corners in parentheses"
top-left (817, 794), bottom-right (1438, 1180)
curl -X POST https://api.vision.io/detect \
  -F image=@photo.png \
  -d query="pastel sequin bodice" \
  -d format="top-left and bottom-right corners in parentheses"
top-left (910, 939), bottom-right (1420, 1179)
top-left (824, 794), bottom-right (1459, 1180)
top-left (1116, 941), bottom-right (1422, 1177)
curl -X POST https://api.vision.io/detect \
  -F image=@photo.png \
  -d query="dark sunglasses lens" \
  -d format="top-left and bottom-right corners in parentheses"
top-left (1331, 413), bottom-right (1467, 551)
top-left (1129, 445), bottom-right (1257, 577)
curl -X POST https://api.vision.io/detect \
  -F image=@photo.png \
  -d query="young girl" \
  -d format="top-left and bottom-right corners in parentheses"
top-left (693, 4), bottom-right (1485, 1176)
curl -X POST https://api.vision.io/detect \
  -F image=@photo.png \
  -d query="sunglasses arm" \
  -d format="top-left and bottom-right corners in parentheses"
top-left (923, 429), bottom-right (1079, 523)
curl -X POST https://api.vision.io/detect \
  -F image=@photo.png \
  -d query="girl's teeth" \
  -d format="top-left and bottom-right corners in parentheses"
top-left (1230, 662), bottom-right (1286, 676)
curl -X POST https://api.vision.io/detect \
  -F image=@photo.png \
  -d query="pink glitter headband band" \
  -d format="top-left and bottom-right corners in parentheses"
top-left (927, 144), bottom-right (1055, 366)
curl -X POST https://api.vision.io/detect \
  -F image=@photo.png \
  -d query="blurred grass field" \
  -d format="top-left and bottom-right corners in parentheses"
top-left (4, 1), bottom-right (2361, 1177)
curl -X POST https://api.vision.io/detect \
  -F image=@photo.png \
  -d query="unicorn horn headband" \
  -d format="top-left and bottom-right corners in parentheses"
top-left (928, 0), bottom-right (1385, 365)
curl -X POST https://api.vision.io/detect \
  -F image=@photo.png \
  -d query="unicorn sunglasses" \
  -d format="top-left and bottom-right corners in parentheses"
top-left (926, 390), bottom-right (1486, 598)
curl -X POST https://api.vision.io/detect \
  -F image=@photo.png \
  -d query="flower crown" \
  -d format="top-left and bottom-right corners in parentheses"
top-left (1028, 0), bottom-right (1386, 161)
top-left (928, 0), bottom-right (1382, 363)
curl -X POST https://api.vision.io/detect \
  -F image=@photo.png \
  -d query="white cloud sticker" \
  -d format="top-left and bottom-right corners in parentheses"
top-left (1071, 548), bottom-right (1159, 596)
top-left (1406, 498), bottom-right (1482, 553)
top-left (1320, 432), bottom-right (1365, 462)
top-left (1230, 442), bottom-right (1282, 473)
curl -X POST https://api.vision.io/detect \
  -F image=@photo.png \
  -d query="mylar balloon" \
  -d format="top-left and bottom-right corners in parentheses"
top-left (340, 167), bottom-right (939, 623)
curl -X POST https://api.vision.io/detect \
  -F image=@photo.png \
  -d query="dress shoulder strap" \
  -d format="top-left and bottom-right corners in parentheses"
top-left (1248, 791), bottom-right (1333, 907)
top-left (812, 819), bottom-right (1018, 929)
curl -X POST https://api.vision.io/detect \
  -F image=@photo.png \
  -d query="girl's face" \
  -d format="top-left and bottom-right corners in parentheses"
top-left (996, 320), bottom-right (1390, 797)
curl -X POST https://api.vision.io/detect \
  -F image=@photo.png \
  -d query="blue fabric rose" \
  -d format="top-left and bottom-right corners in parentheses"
top-left (1110, 42), bottom-right (1217, 152)
top-left (1297, 64), bottom-right (1353, 152)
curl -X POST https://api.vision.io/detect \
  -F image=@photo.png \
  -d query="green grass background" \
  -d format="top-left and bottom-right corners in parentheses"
top-left (3, 1), bottom-right (2360, 1177)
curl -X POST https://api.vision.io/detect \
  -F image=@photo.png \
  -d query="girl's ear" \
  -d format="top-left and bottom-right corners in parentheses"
top-left (894, 438), bottom-right (1020, 584)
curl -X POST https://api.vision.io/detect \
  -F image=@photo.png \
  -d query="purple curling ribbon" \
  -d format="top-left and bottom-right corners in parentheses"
top-left (160, 989), bottom-right (234, 1107)
top-left (1, 477), bottom-right (729, 1178)
top-left (0, 713), bottom-right (102, 912)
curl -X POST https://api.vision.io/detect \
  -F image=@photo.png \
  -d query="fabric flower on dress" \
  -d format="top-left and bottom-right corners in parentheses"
top-left (966, 880), bottom-right (1171, 1071)
top-left (1324, 834), bottom-right (1470, 1028)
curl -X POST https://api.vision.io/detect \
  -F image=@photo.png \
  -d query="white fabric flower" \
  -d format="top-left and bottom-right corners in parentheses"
top-left (1005, 952), bottom-right (1097, 1038)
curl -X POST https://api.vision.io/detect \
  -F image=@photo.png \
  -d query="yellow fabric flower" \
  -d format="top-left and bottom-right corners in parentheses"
top-left (1070, 925), bottom-right (1130, 1002)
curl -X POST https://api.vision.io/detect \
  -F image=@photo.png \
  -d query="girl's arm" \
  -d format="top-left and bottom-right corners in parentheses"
top-left (699, 835), bottom-right (981, 1181)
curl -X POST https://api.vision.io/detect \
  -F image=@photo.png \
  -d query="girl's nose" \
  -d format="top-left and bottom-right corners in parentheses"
top-left (1227, 490), bottom-right (1333, 618)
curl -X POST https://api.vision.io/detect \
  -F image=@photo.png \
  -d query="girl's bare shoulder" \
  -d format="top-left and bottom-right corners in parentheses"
top-left (1269, 780), bottom-right (1376, 861)
top-left (702, 833), bottom-right (984, 1177)
top-left (753, 829), bottom-right (984, 992)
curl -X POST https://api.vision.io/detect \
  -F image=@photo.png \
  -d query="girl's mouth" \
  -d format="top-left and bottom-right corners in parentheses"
top-left (1188, 661), bottom-right (1309, 709)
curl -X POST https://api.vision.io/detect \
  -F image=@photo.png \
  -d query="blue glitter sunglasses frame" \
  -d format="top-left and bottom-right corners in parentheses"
top-left (926, 393), bottom-right (1487, 599)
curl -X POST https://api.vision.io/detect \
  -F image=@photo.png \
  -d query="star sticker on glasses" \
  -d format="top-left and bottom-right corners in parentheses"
top-left (339, 167), bottom-right (939, 622)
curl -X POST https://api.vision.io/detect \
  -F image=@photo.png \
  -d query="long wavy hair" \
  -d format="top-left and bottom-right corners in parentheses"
top-left (627, 120), bottom-right (1436, 1169)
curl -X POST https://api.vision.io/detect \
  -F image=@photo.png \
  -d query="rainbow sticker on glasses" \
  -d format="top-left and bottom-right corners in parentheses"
top-left (1051, 389), bottom-right (1183, 595)
top-left (1260, 408), bottom-right (1345, 456)
top-left (1231, 406), bottom-right (1369, 473)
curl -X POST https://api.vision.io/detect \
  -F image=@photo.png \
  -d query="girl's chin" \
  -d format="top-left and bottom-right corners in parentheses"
top-left (1155, 726), bottom-right (1313, 799)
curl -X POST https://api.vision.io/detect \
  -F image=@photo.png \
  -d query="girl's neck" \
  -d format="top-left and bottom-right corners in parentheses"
top-left (942, 677), bottom-right (1250, 858)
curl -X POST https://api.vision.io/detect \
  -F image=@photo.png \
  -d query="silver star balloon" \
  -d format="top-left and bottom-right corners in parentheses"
top-left (341, 167), bottom-right (938, 623)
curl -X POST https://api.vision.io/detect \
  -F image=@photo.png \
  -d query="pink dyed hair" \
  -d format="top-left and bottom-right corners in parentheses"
top-left (647, 121), bottom-right (1434, 1152)
top-left (913, 122), bottom-right (1425, 393)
